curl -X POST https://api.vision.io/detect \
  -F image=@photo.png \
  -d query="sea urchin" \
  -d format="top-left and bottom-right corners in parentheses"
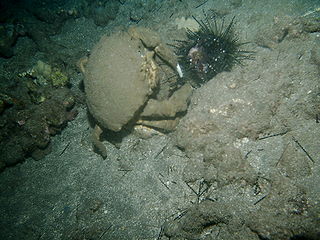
top-left (175, 15), bottom-right (253, 86)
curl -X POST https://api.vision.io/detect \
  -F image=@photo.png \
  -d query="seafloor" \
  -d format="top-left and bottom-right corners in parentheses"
top-left (0, 0), bottom-right (319, 239)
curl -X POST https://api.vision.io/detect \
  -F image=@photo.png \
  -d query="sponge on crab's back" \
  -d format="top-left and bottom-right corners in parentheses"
top-left (84, 31), bottom-right (151, 132)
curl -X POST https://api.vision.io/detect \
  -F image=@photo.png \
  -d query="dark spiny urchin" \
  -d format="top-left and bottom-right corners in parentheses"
top-left (174, 15), bottom-right (254, 86)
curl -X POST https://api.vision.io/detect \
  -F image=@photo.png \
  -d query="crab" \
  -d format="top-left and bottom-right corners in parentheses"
top-left (81, 26), bottom-right (192, 158)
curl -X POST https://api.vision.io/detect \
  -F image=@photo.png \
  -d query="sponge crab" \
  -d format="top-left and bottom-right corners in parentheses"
top-left (80, 26), bottom-right (193, 157)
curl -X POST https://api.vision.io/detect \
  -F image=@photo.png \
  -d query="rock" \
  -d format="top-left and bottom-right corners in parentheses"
top-left (0, 24), bottom-right (19, 58)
